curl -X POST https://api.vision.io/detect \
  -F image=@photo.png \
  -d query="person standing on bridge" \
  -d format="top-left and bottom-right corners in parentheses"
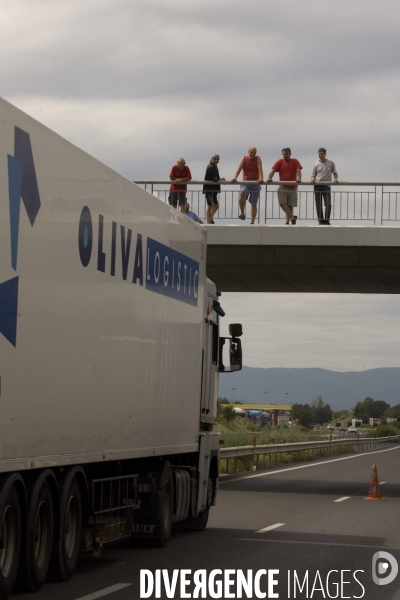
top-left (267, 148), bottom-right (302, 225)
top-left (310, 148), bottom-right (338, 225)
top-left (231, 147), bottom-right (264, 224)
top-left (169, 158), bottom-right (192, 213)
top-left (203, 154), bottom-right (225, 224)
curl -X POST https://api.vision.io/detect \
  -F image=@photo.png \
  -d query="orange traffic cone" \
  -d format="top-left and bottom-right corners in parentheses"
top-left (365, 464), bottom-right (383, 501)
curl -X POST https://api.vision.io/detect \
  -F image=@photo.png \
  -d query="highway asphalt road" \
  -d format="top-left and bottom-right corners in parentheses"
top-left (12, 446), bottom-right (400, 600)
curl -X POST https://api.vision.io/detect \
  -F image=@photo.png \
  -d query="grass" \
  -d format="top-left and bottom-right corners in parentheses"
top-left (214, 420), bottom-right (308, 448)
top-left (375, 423), bottom-right (400, 437)
top-left (214, 417), bottom-right (352, 474)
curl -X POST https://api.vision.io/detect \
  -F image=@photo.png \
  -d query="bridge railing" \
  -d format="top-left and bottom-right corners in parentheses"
top-left (133, 180), bottom-right (400, 225)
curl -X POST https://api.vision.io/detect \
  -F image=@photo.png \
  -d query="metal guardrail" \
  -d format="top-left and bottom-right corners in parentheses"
top-left (219, 435), bottom-right (400, 474)
top-left (133, 180), bottom-right (400, 226)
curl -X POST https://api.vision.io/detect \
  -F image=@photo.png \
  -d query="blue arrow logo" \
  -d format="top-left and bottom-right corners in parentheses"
top-left (1, 126), bottom-right (41, 348)
top-left (0, 277), bottom-right (19, 347)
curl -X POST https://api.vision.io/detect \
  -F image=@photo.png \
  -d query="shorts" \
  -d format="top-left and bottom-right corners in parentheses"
top-left (277, 188), bottom-right (298, 207)
top-left (168, 191), bottom-right (186, 207)
top-left (239, 184), bottom-right (260, 205)
top-left (205, 191), bottom-right (219, 206)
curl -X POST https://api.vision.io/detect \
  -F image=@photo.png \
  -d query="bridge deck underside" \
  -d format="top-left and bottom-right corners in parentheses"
top-left (206, 244), bottom-right (400, 293)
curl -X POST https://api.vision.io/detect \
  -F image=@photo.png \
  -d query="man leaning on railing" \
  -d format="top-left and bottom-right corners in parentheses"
top-left (168, 157), bottom-right (192, 214)
top-left (267, 148), bottom-right (302, 225)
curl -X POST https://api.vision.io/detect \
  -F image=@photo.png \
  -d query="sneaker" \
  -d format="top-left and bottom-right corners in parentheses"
top-left (291, 215), bottom-right (297, 225)
top-left (239, 215), bottom-right (245, 220)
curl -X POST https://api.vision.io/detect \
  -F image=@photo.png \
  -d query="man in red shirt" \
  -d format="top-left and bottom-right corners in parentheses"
top-left (231, 147), bottom-right (264, 224)
top-left (169, 158), bottom-right (192, 213)
top-left (267, 148), bottom-right (302, 225)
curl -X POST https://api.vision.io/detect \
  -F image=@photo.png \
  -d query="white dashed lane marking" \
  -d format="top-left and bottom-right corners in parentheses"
top-left (333, 496), bottom-right (351, 502)
top-left (74, 583), bottom-right (132, 600)
top-left (256, 523), bottom-right (285, 533)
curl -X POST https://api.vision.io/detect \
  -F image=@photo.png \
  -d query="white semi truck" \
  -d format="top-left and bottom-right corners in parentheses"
top-left (0, 98), bottom-right (242, 599)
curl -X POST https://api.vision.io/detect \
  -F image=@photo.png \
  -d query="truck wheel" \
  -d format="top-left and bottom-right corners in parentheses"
top-left (184, 477), bottom-right (213, 531)
top-left (0, 486), bottom-right (21, 600)
top-left (49, 478), bottom-right (82, 581)
top-left (18, 481), bottom-right (54, 592)
top-left (155, 462), bottom-right (173, 547)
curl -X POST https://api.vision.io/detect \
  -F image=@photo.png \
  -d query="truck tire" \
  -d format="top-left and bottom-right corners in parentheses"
top-left (0, 486), bottom-right (22, 600)
top-left (49, 477), bottom-right (82, 581)
top-left (18, 481), bottom-right (54, 592)
top-left (180, 477), bottom-right (214, 531)
top-left (155, 461), bottom-right (174, 547)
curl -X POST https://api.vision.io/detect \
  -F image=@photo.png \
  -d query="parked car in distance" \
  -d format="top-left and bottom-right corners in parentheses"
top-left (327, 425), bottom-right (334, 431)
top-left (339, 427), bottom-right (346, 434)
top-left (348, 426), bottom-right (358, 434)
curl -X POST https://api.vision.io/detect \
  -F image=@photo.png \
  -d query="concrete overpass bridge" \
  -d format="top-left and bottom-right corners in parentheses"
top-left (135, 180), bottom-right (400, 293)
top-left (206, 226), bottom-right (400, 294)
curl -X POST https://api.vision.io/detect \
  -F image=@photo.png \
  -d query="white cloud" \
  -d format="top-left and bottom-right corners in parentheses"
top-left (219, 293), bottom-right (400, 372)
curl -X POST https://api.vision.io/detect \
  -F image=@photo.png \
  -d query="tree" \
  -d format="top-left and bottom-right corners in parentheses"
top-left (311, 395), bottom-right (333, 424)
top-left (370, 400), bottom-right (390, 418)
top-left (218, 397), bottom-right (229, 404)
top-left (383, 403), bottom-right (400, 420)
top-left (222, 405), bottom-right (236, 422)
top-left (292, 403), bottom-right (314, 427)
top-left (353, 397), bottom-right (390, 422)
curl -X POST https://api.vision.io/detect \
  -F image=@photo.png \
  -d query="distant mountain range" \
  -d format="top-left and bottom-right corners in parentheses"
top-left (218, 367), bottom-right (400, 411)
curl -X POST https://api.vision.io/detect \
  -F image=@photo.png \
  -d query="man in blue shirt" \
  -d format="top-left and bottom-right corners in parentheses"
top-left (185, 203), bottom-right (203, 224)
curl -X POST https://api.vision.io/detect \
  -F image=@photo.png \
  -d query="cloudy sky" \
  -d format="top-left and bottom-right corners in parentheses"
top-left (2, 0), bottom-right (400, 374)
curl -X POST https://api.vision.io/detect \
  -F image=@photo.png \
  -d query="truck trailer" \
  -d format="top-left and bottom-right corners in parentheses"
top-left (0, 98), bottom-right (242, 599)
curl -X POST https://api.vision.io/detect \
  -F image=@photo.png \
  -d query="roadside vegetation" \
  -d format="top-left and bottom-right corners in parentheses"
top-left (213, 403), bottom-right (307, 447)
top-left (214, 399), bottom-right (400, 475)
top-left (374, 422), bottom-right (400, 437)
top-left (214, 395), bottom-right (400, 473)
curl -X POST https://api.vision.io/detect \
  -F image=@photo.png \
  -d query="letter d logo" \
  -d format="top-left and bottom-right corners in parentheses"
top-left (372, 551), bottom-right (398, 586)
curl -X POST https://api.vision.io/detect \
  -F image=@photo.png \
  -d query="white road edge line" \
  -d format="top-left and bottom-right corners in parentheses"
top-left (256, 523), bottom-right (285, 533)
top-left (74, 583), bottom-right (132, 600)
top-left (333, 496), bottom-right (351, 502)
top-left (380, 481), bottom-right (387, 484)
top-left (220, 445), bottom-right (400, 484)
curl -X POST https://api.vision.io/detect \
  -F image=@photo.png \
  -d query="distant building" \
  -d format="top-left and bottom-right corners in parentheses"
top-left (222, 404), bottom-right (292, 427)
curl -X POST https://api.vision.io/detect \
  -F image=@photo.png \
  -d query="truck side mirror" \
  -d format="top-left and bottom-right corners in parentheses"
top-left (218, 336), bottom-right (243, 373)
top-left (230, 338), bottom-right (242, 371)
